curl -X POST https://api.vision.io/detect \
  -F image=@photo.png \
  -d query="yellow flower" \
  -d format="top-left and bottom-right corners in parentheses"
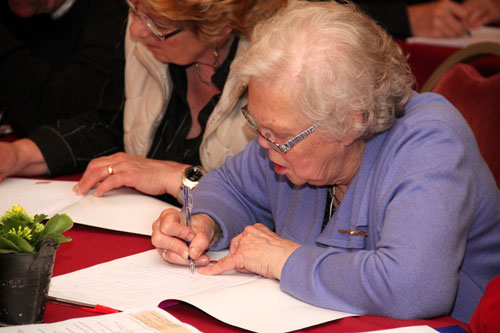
top-left (1, 204), bottom-right (33, 223)
top-left (12, 204), bottom-right (23, 213)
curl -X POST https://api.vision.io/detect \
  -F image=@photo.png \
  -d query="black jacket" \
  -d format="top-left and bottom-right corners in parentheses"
top-left (0, 0), bottom-right (128, 136)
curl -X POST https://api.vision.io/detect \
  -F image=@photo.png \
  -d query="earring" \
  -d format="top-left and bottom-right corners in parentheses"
top-left (212, 47), bottom-right (219, 70)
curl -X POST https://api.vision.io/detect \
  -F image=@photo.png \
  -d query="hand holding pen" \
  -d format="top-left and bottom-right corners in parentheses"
top-left (183, 186), bottom-right (195, 274)
top-left (152, 201), bottom-right (221, 268)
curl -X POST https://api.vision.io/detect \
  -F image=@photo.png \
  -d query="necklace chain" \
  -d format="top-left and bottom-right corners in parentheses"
top-left (328, 185), bottom-right (341, 219)
top-left (194, 63), bottom-right (214, 87)
top-left (193, 47), bottom-right (219, 87)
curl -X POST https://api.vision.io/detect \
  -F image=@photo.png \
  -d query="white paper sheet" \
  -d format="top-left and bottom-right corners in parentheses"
top-left (61, 187), bottom-right (175, 235)
top-left (48, 250), bottom-right (357, 333)
top-left (0, 308), bottom-right (200, 333)
top-left (49, 250), bottom-right (258, 312)
top-left (180, 278), bottom-right (356, 333)
top-left (407, 26), bottom-right (500, 47)
top-left (0, 178), bottom-right (81, 216)
top-left (0, 177), bottom-right (176, 235)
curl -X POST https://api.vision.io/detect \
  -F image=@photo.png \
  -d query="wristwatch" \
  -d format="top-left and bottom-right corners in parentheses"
top-left (176, 165), bottom-right (206, 204)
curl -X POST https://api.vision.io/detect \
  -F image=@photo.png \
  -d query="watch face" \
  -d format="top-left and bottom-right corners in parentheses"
top-left (186, 167), bottom-right (204, 182)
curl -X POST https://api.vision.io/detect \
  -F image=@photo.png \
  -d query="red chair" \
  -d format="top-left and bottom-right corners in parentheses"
top-left (469, 274), bottom-right (500, 333)
top-left (421, 42), bottom-right (500, 187)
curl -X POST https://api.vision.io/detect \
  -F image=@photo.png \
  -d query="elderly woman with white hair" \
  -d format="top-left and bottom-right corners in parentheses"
top-left (152, 0), bottom-right (500, 322)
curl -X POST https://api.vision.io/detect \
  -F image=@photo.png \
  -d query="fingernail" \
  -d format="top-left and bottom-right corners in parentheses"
top-left (190, 247), bottom-right (200, 258)
top-left (197, 256), bottom-right (209, 266)
top-left (182, 250), bottom-right (189, 260)
top-left (73, 184), bottom-right (80, 195)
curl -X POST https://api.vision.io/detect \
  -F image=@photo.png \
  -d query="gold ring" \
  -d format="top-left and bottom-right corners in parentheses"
top-left (162, 249), bottom-right (167, 261)
top-left (107, 165), bottom-right (114, 176)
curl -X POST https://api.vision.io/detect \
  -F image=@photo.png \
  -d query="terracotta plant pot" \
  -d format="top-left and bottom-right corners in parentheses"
top-left (0, 239), bottom-right (58, 326)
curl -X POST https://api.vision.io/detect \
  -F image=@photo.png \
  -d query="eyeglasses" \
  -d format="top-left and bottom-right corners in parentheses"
top-left (241, 105), bottom-right (319, 154)
top-left (126, 0), bottom-right (183, 40)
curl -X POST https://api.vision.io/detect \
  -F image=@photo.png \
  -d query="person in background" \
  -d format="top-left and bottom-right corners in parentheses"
top-left (351, 0), bottom-right (500, 38)
top-left (152, 0), bottom-right (500, 323)
top-left (0, 0), bottom-right (128, 136)
top-left (0, 0), bottom-right (287, 206)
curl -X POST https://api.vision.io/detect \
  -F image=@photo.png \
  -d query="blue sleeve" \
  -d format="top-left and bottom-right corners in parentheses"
top-left (192, 139), bottom-right (275, 250)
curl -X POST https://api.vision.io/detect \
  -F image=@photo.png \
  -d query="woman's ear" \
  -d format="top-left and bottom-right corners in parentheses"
top-left (224, 26), bottom-right (233, 36)
top-left (340, 109), bottom-right (364, 146)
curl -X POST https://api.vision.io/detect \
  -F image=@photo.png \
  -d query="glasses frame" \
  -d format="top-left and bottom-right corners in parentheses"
top-left (241, 105), bottom-right (319, 154)
top-left (127, 0), bottom-right (183, 41)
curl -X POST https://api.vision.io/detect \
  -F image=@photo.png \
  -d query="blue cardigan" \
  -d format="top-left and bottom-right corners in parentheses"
top-left (192, 91), bottom-right (500, 322)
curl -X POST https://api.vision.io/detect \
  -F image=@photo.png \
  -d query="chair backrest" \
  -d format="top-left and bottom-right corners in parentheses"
top-left (421, 42), bottom-right (500, 187)
top-left (469, 274), bottom-right (500, 332)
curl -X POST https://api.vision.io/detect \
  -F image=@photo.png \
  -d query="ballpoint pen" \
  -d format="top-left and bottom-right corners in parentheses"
top-left (47, 296), bottom-right (121, 313)
top-left (184, 185), bottom-right (195, 274)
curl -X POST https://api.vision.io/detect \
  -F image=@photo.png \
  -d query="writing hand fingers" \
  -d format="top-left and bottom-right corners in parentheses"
top-left (160, 248), bottom-right (211, 266)
top-left (433, 2), bottom-right (469, 36)
top-left (152, 209), bottom-right (194, 258)
top-left (152, 209), bottom-right (214, 267)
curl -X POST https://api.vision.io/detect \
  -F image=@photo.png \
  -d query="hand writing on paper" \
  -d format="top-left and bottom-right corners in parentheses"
top-left (74, 152), bottom-right (189, 197)
top-left (464, 0), bottom-right (500, 27)
top-left (198, 223), bottom-right (300, 280)
top-left (152, 209), bottom-right (220, 267)
top-left (408, 0), bottom-right (470, 37)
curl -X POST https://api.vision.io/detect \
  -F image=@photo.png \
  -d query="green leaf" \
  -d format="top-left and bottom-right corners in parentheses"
top-left (0, 249), bottom-right (19, 254)
top-left (33, 214), bottom-right (47, 223)
top-left (32, 214), bottom-right (73, 251)
top-left (44, 233), bottom-right (72, 244)
top-left (0, 236), bottom-right (22, 252)
top-left (40, 214), bottom-right (73, 236)
top-left (5, 234), bottom-right (34, 253)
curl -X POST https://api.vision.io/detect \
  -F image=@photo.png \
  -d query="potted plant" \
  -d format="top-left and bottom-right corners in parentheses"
top-left (0, 205), bottom-right (73, 326)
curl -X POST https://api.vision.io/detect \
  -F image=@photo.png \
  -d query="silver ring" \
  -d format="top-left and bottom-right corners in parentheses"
top-left (162, 249), bottom-right (167, 260)
top-left (107, 165), bottom-right (114, 176)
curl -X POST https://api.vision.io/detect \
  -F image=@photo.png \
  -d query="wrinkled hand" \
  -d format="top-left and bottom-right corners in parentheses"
top-left (0, 139), bottom-right (47, 181)
top-left (408, 0), bottom-right (470, 37)
top-left (151, 209), bottom-right (220, 267)
top-left (74, 152), bottom-right (189, 197)
top-left (464, 0), bottom-right (500, 27)
top-left (199, 223), bottom-right (300, 280)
